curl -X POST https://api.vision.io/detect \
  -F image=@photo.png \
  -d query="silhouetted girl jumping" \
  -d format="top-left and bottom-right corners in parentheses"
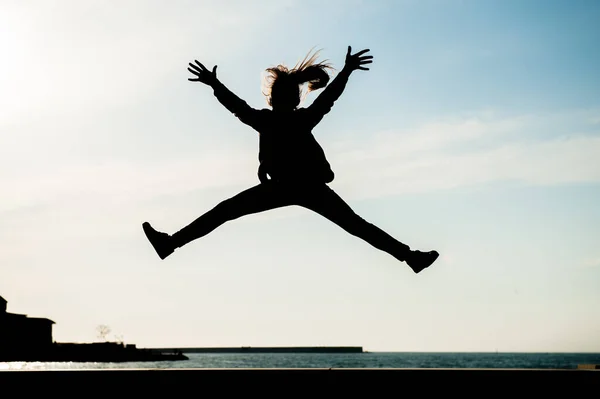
top-left (143, 46), bottom-right (439, 273)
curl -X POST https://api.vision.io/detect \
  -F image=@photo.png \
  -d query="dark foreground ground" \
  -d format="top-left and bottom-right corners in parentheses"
top-left (0, 368), bottom-right (598, 397)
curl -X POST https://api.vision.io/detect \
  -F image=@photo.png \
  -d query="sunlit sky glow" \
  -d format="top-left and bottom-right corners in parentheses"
top-left (1, 0), bottom-right (599, 352)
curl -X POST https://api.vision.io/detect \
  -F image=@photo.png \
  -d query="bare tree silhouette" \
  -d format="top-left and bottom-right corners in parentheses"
top-left (96, 325), bottom-right (111, 341)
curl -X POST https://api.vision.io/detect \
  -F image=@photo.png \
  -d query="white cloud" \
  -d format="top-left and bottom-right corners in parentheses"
top-left (0, 151), bottom-right (258, 213)
top-left (1, 2), bottom-right (599, 213)
top-left (2, 108), bottom-right (599, 216)
top-left (583, 258), bottom-right (600, 269)
top-left (328, 109), bottom-right (600, 199)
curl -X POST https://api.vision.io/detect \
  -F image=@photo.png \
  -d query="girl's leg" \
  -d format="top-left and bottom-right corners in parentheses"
top-left (143, 182), bottom-right (293, 259)
top-left (298, 185), bottom-right (438, 273)
top-left (171, 182), bottom-right (293, 247)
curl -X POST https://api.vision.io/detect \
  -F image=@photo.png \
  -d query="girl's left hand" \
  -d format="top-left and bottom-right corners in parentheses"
top-left (344, 46), bottom-right (373, 71)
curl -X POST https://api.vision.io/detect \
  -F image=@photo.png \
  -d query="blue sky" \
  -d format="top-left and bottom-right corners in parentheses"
top-left (1, 0), bottom-right (599, 352)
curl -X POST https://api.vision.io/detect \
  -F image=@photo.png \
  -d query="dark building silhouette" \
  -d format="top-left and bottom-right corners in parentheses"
top-left (0, 294), bottom-right (187, 362)
top-left (0, 295), bottom-right (55, 353)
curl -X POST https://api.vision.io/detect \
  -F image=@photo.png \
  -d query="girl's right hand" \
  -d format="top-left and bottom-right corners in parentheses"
top-left (188, 60), bottom-right (218, 86)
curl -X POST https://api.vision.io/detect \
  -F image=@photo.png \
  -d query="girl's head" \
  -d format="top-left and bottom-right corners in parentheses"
top-left (263, 49), bottom-right (333, 111)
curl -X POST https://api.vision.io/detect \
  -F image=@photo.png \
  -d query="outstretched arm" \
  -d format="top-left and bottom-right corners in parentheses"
top-left (306, 46), bottom-right (373, 126)
top-left (188, 60), bottom-right (261, 129)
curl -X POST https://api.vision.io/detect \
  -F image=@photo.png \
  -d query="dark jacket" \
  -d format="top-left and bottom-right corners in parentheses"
top-left (211, 68), bottom-right (352, 184)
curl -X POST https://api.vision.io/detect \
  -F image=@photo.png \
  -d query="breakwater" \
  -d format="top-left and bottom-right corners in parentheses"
top-left (152, 346), bottom-right (363, 354)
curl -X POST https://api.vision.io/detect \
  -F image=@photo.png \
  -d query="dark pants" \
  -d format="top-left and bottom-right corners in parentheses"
top-left (171, 181), bottom-right (411, 261)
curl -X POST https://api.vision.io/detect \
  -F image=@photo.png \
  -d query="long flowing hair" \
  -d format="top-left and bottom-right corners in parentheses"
top-left (262, 48), bottom-right (334, 107)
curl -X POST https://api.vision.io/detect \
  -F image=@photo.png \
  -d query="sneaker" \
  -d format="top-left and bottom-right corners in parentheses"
top-left (142, 222), bottom-right (174, 260)
top-left (407, 250), bottom-right (439, 274)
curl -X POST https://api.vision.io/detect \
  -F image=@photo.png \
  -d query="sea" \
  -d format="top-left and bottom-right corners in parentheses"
top-left (2, 352), bottom-right (600, 370)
